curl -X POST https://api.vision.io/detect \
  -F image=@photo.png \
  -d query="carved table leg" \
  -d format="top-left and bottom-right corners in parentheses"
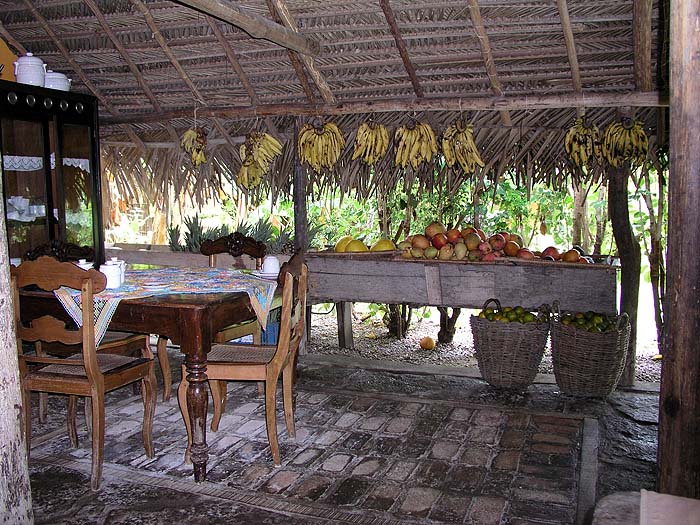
top-left (185, 356), bottom-right (209, 481)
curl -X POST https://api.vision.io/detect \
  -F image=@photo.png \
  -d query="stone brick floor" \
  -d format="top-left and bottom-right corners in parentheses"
top-left (27, 352), bottom-right (659, 524)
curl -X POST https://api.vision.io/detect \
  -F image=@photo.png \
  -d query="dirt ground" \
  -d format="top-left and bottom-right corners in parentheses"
top-left (307, 303), bottom-right (662, 384)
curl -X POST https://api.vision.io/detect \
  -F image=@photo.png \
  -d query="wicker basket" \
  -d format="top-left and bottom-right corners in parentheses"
top-left (470, 298), bottom-right (550, 390)
top-left (551, 307), bottom-right (630, 398)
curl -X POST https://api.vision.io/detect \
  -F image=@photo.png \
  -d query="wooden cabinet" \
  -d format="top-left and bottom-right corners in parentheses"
top-left (0, 78), bottom-right (104, 263)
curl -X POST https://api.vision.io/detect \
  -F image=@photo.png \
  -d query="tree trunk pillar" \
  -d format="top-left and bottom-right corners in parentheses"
top-left (0, 205), bottom-right (34, 522)
top-left (608, 163), bottom-right (641, 387)
top-left (658, 0), bottom-right (700, 497)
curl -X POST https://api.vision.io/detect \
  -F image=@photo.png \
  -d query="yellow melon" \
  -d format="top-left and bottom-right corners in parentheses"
top-left (334, 235), bottom-right (354, 253)
top-left (345, 240), bottom-right (369, 252)
top-left (370, 238), bottom-right (397, 252)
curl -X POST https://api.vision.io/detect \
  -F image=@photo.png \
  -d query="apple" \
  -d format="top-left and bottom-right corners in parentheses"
top-left (488, 233), bottom-right (506, 251)
top-left (461, 226), bottom-right (477, 239)
top-left (476, 228), bottom-right (487, 242)
top-left (411, 234), bottom-right (430, 249)
top-left (481, 252), bottom-right (497, 262)
top-left (478, 241), bottom-right (493, 254)
top-left (425, 221), bottom-right (447, 239)
top-left (516, 248), bottom-right (535, 260)
top-left (503, 240), bottom-right (520, 257)
top-left (541, 246), bottom-right (561, 260)
top-left (468, 249), bottom-right (482, 261)
top-left (464, 232), bottom-right (481, 251)
top-left (446, 228), bottom-right (462, 244)
top-left (431, 233), bottom-right (449, 249)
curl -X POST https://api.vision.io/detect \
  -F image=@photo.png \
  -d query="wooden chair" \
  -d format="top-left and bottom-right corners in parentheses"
top-left (177, 253), bottom-right (307, 466)
top-left (12, 256), bottom-right (157, 491)
top-left (23, 240), bottom-right (160, 417)
top-left (156, 232), bottom-right (267, 401)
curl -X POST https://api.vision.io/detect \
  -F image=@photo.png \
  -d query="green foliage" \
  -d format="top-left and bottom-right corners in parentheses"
top-left (169, 213), bottom-right (231, 253)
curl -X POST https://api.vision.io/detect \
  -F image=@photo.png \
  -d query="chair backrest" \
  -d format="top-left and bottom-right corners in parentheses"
top-left (11, 256), bottom-right (106, 382)
top-left (199, 232), bottom-right (266, 269)
top-left (272, 252), bottom-right (308, 367)
top-left (24, 240), bottom-right (94, 262)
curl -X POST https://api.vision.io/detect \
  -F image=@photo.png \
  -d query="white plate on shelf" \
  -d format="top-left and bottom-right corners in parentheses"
top-left (251, 271), bottom-right (279, 280)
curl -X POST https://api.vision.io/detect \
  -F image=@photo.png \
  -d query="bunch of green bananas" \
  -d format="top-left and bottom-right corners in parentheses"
top-left (441, 119), bottom-right (484, 174)
top-left (181, 127), bottom-right (207, 167)
top-left (564, 117), bottom-right (602, 168)
top-left (236, 131), bottom-right (282, 190)
top-left (297, 121), bottom-right (345, 173)
top-left (351, 121), bottom-right (389, 165)
top-left (394, 119), bottom-right (437, 169)
top-left (602, 118), bottom-right (649, 168)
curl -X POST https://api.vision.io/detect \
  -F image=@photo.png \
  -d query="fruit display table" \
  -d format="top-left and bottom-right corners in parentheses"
top-left (306, 251), bottom-right (618, 349)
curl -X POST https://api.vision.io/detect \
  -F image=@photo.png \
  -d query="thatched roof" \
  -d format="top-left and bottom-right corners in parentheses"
top-left (0, 0), bottom-right (667, 204)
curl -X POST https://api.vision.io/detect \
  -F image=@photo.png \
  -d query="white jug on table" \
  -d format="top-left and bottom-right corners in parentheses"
top-left (99, 261), bottom-right (122, 289)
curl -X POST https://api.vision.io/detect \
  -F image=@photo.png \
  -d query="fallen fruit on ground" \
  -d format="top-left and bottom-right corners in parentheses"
top-left (419, 336), bottom-right (436, 350)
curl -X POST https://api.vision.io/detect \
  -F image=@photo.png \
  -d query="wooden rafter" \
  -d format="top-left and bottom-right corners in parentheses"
top-left (379, 0), bottom-right (423, 98)
top-left (207, 16), bottom-right (279, 136)
top-left (265, 0), bottom-right (316, 105)
top-left (556, 0), bottom-right (584, 117)
top-left (633, 0), bottom-right (653, 92)
top-left (467, 0), bottom-right (511, 126)
top-left (270, 0), bottom-right (335, 104)
top-left (103, 91), bottom-right (666, 126)
top-left (19, 0), bottom-right (144, 149)
top-left (171, 0), bottom-right (319, 56)
top-left (0, 21), bottom-right (26, 55)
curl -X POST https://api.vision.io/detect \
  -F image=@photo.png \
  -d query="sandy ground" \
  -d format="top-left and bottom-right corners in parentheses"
top-left (307, 299), bottom-right (662, 384)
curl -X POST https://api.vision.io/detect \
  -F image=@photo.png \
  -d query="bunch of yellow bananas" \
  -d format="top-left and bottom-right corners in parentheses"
top-left (351, 121), bottom-right (389, 165)
top-left (394, 119), bottom-right (438, 169)
top-left (181, 127), bottom-right (207, 167)
top-left (236, 131), bottom-right (282, 190)
top-left (297, 121), bottom-right (345, 172)
top-left (441, 119), bottom-right (484, 174)
top-left (564, 117), bottom-right (602, 168)
top-left (601, 118), bottom-right (649, 168)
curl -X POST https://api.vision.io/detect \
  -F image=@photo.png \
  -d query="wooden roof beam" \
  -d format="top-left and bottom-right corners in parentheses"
top-left (379, 0), bottom-right (424, 98)
top-left (0, 21), bottom-right (26, 55)
top-left (556, 0), bottom-right (584, 117)
top-left (103, 91), bottom-right (667, 125)
top-left (171, 0), bottom-right (319, 56)
top-left (270, 0), bottom-right (335, 104)
top-left (207, 16), bottom-right (279, 137)
top-left (467, 0), bottom-right (511, 126)
top-left (633, 0), bottom-right (653, 92)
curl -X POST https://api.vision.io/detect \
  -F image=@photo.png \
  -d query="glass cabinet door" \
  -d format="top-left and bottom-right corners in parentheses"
top-left (1, 117), bottom-right (50, 259)
top-left (57, 123), bottom-right (96, 249)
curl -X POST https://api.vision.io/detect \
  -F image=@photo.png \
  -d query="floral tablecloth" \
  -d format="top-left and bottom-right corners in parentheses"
top-left (54, 267), bottom-right (277, 346)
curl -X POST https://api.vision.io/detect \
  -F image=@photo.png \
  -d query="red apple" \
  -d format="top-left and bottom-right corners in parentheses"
top-left (488, 233), bottom-right (506, 251)
top-left (411, 234), bottom-right (430, 249)
top-left (508, 233), bottom-right (524, 246)
top-left (517, 248), bottom-right (535, 260)
top-left (461, 226), bottom-right (477, 239)
top-left (476, 228), bottom-right (487, 242)
top-left (478, 241), bottom-right (493, 254)
top-left (482, 252), bottom-right (497, 262)
top-left (425, 221), bottom-right (447, 239)
top-left (446, 228), bottom-right (462, 244)
top-left (503, 240), bottom-right (520, 257)
top-left (541, 246), bottom-right (561, 260)
top-left (431, 233), bottom-right (449, 249)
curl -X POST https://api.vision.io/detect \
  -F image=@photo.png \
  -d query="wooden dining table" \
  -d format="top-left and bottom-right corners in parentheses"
top-left (20, 276), bottom-right (277, 482)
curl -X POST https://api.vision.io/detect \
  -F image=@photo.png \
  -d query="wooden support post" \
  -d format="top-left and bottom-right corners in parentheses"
top-left (292, 130), bottom-right (308, 253)
top-left (658, 0), bottom-right (700, 497)
top-left (336, 301), bottom-right (354, 350)
top-left (608, 163), bottom-right (641, 387)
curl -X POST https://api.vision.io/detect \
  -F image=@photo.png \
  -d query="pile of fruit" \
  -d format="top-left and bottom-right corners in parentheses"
top-left (394, 221), bottom-right (591, 264)
top-left (558, 310), bottom-right (617, 333)
top-left (477, 304), bottom-right (546, 324)
top-left (334, 236), bottom-right (397, 253)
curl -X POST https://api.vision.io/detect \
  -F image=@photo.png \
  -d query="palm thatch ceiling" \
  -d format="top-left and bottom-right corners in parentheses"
top-left (0, 0), bottom-right (668, 204)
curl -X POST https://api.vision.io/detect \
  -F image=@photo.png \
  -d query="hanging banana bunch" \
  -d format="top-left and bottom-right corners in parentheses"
top-left (441, 118), bottom-right (484, 174)
top-left (236, 131), bottom-right (282, 190)
top-left (297, 121), bottom-right (345, 173)
top-left (564, 117), bottom-right (602, 169)
top-left (352, 120), bottom-right (390, 166)
top-left (602, 118), bottom-right (649, 168)
top-left (181, 127), bottom-right (207, 168)
top-left (394, 118), bottom-right (438, 170)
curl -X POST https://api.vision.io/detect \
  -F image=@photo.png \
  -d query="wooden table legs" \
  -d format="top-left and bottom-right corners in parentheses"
top-left (184, 355), bottom-right (209, 481)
